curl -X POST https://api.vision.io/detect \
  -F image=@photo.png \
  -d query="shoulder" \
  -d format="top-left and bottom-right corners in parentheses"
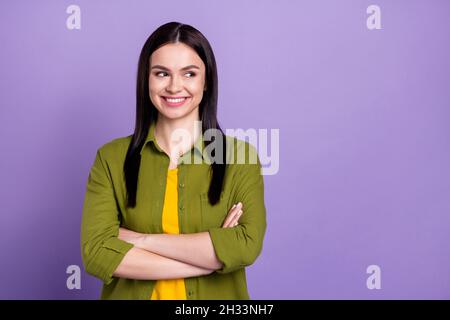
top-left (96, 134), bottom-right (133, 162)
top-left (224, 134), bottom-right (260, 166)
top-left (223, 135), bottom-right (264, 187)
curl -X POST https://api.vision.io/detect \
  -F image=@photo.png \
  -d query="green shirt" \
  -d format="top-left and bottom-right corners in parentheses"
top-left (81, 121), bottom-right (267, 299)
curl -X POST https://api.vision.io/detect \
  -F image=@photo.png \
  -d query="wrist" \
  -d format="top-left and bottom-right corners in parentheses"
top-left (134, 233), bottom-right (151, 249)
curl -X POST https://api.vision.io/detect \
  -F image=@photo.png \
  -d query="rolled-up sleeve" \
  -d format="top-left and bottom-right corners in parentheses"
top-left (208, 143), bottom-right (267, 274)
top-left (80, 148), bottom-right (134, 284)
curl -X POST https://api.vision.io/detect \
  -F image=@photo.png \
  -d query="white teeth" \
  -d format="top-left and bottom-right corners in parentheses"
top-left (166, 97), bottom-right (186, 103)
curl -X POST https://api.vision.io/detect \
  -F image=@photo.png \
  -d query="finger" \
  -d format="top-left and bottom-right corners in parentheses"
top-left (222, 203), bottom-right (238, 227)
top-left (222, 214), bottom-right (234, 228)
top-left (222, 203), bottom-right (242, 227)
top-left (228, 209), bottom-right (243, 228)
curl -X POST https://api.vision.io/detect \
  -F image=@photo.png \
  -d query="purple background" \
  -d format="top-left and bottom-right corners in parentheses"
top-left (1, 0), bottom-right (449, 299)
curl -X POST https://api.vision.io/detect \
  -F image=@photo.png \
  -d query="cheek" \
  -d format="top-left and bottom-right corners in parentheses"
top-left (148, 86), bottom-right (162, 108)
top-left (187, 81), bottom-right (205, 99)
top-left (148, 83), bottom-right (165, 104)
top-left (149, 79), bottom-right (164, 94)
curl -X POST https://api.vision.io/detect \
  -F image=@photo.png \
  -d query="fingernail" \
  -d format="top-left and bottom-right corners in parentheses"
top-left (231, 204), bottom-right (236, 209)
top-left (237, 202), bottom-right (242, 208)
top-left (238, 210), bottom-right (243, 215)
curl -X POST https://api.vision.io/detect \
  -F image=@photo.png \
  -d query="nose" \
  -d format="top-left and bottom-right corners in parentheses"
top-left (165, 74), bottom-right (183, 93)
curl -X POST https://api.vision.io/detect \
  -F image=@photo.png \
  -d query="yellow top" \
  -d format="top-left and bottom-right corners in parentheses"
top-left (150, 167), bottom-right (187, 300)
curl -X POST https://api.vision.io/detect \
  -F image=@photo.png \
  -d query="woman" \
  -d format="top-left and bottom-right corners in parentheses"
top-left (81, 22), bottom-right (267, 300)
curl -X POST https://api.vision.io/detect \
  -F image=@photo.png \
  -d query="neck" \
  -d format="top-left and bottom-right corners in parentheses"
top-left (154, 110), bottom-right (201, 159)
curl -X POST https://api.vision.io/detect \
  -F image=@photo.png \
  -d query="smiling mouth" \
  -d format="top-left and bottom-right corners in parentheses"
top-left (161, 96), bottom-right (191, 107)
top-left (162, 96), bottom-right (189, 102)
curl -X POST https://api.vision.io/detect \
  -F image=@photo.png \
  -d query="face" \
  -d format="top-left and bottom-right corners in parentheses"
top-left (149, 42), bottom-right (207, 121)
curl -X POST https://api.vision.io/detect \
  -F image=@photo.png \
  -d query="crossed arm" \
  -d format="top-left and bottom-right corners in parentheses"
top-left (112, 202), bottom-right (244, 280)
top-left (82, 146), bottom-right (265, 283)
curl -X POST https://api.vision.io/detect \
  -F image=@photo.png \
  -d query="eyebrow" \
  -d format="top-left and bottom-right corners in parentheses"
top-left (151, 64), bottom-right (200, 71)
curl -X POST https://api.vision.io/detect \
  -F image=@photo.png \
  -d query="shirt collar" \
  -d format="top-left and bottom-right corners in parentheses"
top-left (139, 121), bottom-right (207, 163)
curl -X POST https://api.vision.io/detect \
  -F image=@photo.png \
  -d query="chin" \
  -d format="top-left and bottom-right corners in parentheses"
top-left (157, 103), bottom-right (199, 120)
top-left (159, 109), bottom-right (190, 120)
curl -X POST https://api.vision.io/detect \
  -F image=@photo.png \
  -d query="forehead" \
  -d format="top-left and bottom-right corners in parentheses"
top-left (150, 42), bottom-right (205, 70)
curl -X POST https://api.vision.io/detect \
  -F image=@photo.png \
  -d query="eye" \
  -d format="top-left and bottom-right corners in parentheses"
top-left (154, 71), bottom-right (195, 78)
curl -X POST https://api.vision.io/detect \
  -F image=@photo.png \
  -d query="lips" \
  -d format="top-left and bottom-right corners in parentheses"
top-left (161, 96), bottom-right (190, 107)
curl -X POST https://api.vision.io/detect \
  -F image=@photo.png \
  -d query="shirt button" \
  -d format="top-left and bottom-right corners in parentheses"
top-left (188, 290), bottom-right (194, 296)
top-left (179, 182), bottom-right (185, 188)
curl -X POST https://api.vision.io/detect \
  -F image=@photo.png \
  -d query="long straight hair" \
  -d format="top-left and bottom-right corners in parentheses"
top-left (124, 22), bottom-right (226, 208)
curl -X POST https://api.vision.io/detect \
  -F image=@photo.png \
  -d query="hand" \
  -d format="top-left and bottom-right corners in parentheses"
top-left (118, 227), bottom-right (145, 246)
top-left (221, 202), bottom-right (243, 228)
